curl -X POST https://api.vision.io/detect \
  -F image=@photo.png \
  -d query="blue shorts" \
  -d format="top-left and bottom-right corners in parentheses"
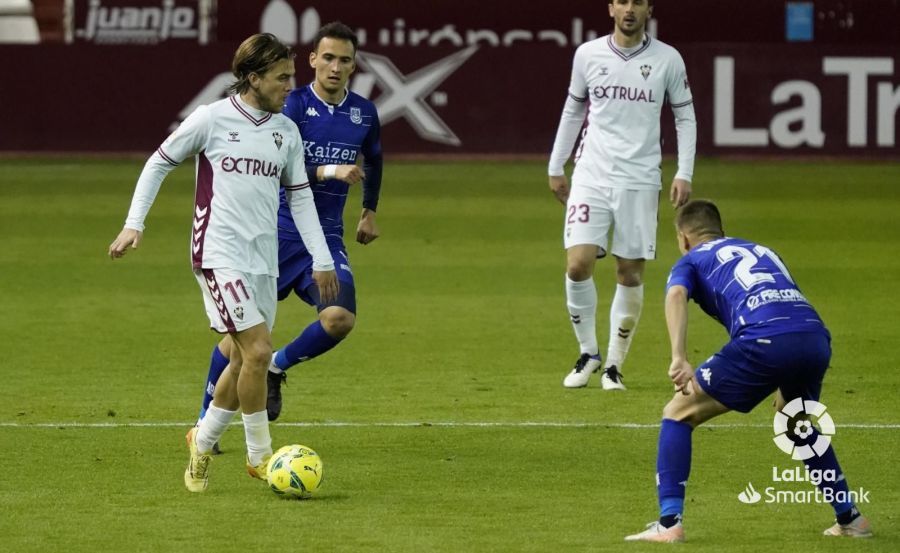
top-left (276, 237), bottom-right (357, 314)
top-left (694, 332), bottom-right (831, 413)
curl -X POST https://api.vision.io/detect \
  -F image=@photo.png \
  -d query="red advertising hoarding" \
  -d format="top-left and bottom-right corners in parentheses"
top-left (2, 0), bottom-right (897, 156)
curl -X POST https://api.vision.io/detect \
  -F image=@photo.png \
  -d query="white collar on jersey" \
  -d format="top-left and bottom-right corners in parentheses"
top-left (308, 83), bottom-right (350, 110)
top-left (233, 93), bottom-right (270, 117)
top-left (607, 32), bottom-right (651, 59)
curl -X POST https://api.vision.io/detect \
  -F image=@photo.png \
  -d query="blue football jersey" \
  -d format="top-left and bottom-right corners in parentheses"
top-left (666, 237), bottom-right (829, 340)
top-left (278, 84), bottom-right (383, 243)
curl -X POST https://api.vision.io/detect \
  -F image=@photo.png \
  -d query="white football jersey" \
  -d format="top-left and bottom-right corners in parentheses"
top-left (558, 34), bottom-right (694, 190)
top-left (131, 95), bottom-right (310, 276)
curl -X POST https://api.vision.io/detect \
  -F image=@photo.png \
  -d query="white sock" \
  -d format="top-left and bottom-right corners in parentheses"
top-left (566, 274), bottom-right (599, 355)
top-left (242, 410), bottom-right (273, 466)
top-left (196, 405), bottom-right (237, 453)
top-left (606, 283), bottom-right (643, 369)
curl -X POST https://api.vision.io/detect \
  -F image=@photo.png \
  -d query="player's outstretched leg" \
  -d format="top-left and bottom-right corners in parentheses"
top-left (267, 305), bottom-right (353, 420)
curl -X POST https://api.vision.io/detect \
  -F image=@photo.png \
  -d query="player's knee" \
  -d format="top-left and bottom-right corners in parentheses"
top-left (242, 342), bottom-right (273, 373)
top-left (321, 307), bottom-right (355, 339)
top-left (616, 265), bottom-right (644, 286)
top-left (662, 396), bottom-right (701, 427)
top-left (566, 260), bottom-right (593, 281)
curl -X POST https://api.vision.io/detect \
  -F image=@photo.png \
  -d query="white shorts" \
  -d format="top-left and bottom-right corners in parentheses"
top-left (194, 268), bottom-right (277, 334)
top-left (563, 185), bottom-right (659, 260)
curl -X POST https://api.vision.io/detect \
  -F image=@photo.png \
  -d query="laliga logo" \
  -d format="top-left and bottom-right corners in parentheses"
top-left (772, 398), bottom-right (836, 460)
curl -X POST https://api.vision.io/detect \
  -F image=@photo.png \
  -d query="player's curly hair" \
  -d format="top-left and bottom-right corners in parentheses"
top-left (676, 199), bottom-right (724, 238)
top-left (228, 33), bottom-right (295, 95)
top-left (312, 21), bottom-right (359, 55)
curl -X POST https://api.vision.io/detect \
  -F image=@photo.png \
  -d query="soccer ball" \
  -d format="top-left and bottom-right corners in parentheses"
top-left (266, 444), bottom-right (324, 498)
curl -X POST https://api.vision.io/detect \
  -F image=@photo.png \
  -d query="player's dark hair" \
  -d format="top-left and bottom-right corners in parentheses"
top-left (675, 199), bottom-right (724, 238)
top-left (228, 33), bottom-right (295, 95)
top-left (609, 0), bottom-right (654, 5)
top-left (312, 21), bottom-right (359, 55)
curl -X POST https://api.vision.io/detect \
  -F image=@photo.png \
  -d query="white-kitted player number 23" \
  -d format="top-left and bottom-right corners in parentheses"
top-left (567, 203), bottom-right (590, 224)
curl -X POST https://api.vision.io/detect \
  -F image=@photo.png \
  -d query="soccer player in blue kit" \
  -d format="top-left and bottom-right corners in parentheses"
top-left (625, 200), bottom-right (871, 542)
top-left (194, 21), bottom-right (383, 428)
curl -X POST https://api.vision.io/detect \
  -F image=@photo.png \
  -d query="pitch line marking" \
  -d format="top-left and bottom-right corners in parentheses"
top-left (1, 421), bottom-right (898, 429)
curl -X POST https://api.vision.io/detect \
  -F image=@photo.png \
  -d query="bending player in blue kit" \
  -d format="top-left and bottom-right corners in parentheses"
top-left (625, 200), bottom-right (871, 542)
top-left (195, 21), bottom-right (383, 430)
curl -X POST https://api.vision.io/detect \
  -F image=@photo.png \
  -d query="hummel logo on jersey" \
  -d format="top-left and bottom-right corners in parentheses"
top-left (640, 64), bottom-right (652, 80)
top-left (272, 131), bottom-right (283, 150)
top-left (599, 66), bottom-right (609, 76)
top-left (306, 107), bottom-right (320, 117)
top-left (228, 131), bottom-right (240, 142)
top-left (700, 368), bottom-right (712, 384)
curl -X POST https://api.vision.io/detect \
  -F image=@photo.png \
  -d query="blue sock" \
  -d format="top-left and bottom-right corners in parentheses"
top-left (657, 419), bottom-right (693, 521)
top-left (274, 320), bottom-right (341, 371)
top-left (198, 345), bottom-right (229, 421)
top-left (802, 431), bottom-right (855, 516)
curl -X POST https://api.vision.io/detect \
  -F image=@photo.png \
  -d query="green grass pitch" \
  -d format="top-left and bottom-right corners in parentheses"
top-left (0, 158), bottom-right (898, 552)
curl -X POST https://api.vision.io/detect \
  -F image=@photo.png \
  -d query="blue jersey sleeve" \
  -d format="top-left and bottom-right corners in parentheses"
top-left (666, 256), bottom-right (695, 296)
top-left (361, 111), bottom-right (383, 211)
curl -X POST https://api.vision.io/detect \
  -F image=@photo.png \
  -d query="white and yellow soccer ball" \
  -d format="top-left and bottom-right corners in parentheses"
top-left (266, 444), bottom-right (323, 498)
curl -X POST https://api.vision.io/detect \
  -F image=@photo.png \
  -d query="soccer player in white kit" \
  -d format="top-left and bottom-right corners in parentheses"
top-left (548, 0), bottom-right (696, 390)
top-left (108, 33), bottom-right (338, 492)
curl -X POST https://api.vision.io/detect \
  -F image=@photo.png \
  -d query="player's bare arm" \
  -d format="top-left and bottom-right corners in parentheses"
top-left (317, 164), bottom-right (365, 185)
top-left (549, 175), bottom-right (570, 205)
top-left (356, 208), bottom-right (379, 245)
top-left (665, 284), bottom-right (693, 393)
top-left (312, 269), bottom-right (339, 303)
top-left (108, 228), bottom-right (143, 259)
top-left (670, 178), bottom-right (692, 208)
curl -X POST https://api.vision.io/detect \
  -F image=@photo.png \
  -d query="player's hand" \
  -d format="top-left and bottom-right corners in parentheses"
top-left (670, 178), bottom-right (692, 208)
top-left (356, 208), bottom-right (380, 245)
top-left (109, 228), bottom-right (143, 260)
top-left (668, 357), bottom-right (695, 395)
top-left (549, 175), bottom-right (570, 205)
top-left (313, 269), bottom-right (339, 303)
top-left (336, 165), bottom-right (365, 186)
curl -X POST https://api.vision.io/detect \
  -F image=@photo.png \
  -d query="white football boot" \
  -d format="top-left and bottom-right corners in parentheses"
top-left (563, 353), bottom-right (602, 388)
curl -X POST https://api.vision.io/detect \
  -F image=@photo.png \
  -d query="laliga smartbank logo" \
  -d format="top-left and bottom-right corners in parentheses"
top-left (737, 399), bottom-right (871, 506)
